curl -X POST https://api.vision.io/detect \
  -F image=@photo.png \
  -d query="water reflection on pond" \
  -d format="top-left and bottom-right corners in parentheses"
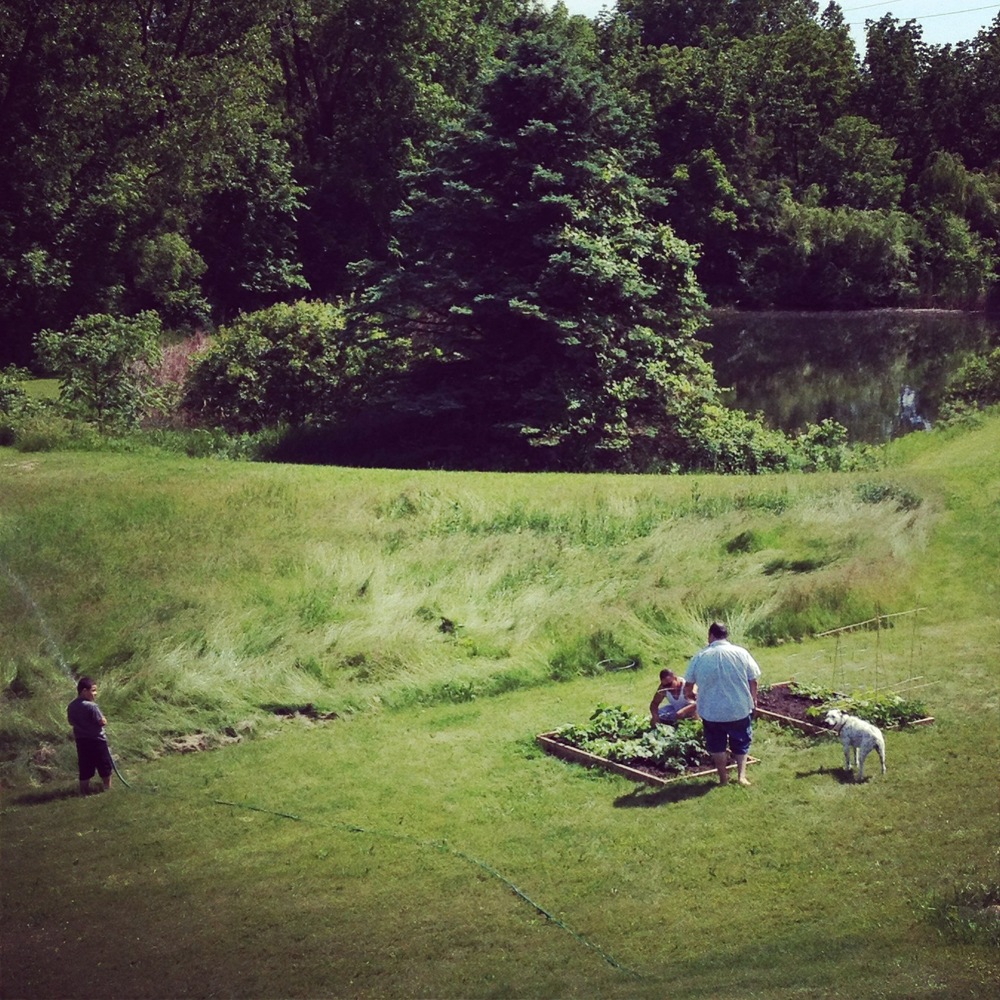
top-left (704, 310), bottom-right (1000, 443)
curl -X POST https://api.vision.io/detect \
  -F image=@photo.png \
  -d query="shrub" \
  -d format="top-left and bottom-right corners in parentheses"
top-left (10, 414), bottom-right (102, 453)
top-left (688, 404), bottom-right (794, 474)
top-left (943, 346), bottom-right (1000, 409)
top-left (0, 367), bottom-right (41, 443)
top-left (855, 481), bottom-right (922, 511)
top-left (34, 311), bottom-right (163, 428)
top-left (793, 418), bottom-right (850, 471)
top-left (0, 367), bottom-right (37, 419)
top-left (183, 300), bottom-right (402, 432)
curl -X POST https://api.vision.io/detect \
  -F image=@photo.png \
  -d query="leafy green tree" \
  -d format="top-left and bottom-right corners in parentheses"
top-left (271, 0), bottom-right (518, 299)
top-left (861, 15), bottom-right (930, 170)
top-left (944, 346), bottom-right (1000, 409)
top-left (911, 152), bottom-right (999, 307)
top-left (357, 11), bottom-right (731, 471)
top-left (664, 148), bottom-right (752, 298)
top-left (746, 194), bottom-right (922, 307)
top-left (0, 1), bottom-right (304, 365)
top-left (35, 312), bottom-right (163, 428)
top-left (625, 39), bottom-right (762, 299)
top-left (807, 116), bottom-right (906, 210)
top-left (919, 39), bottom-right (975, 167)
top-left (618, 0), bottom-right (819, 49)
top-left (965, 15), bottom-right (1000, 172)
top-left (628, 8), bottom-right (861, 301)
top-left (747, 15), bottom-right (860, 184)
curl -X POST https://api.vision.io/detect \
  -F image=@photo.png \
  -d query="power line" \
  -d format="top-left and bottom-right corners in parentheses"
top-left (847, 4), bottom-right (998, 30)
top-left (842, 1), bottom-right (996, 12)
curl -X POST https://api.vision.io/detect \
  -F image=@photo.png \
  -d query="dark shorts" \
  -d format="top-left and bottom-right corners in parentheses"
top-left (702, 716), bottom-right (753, 756)
top-left (75, 738), bottom-right (113, 781)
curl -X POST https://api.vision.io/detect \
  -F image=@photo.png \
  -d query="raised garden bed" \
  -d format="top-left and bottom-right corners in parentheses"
top-left (756, 681), bottom-right (934, 735)
top-left (537, 730), bottom-right (758, 787)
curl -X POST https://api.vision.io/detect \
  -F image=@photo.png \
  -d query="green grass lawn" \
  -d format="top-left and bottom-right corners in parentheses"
top-left (22, 378), bottom-right (60, 401)
top-left (2, 416), bottom-right (998, 998)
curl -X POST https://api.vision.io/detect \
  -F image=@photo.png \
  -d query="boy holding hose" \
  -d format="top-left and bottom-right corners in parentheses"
top-left (67, 676), bottom-right (113, 795)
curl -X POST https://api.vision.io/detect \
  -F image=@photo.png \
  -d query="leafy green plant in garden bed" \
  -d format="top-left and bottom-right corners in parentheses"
top-left (786, 682), bottom-right (929, 727)
top-left (553, 705), bottom-right (706, 773)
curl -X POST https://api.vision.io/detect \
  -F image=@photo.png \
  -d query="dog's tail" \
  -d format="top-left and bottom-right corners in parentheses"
top-left (876, 733), bottom-right (887, 773)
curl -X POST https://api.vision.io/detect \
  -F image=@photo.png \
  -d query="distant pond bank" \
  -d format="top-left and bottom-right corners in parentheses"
top-left (704, 309), bottom-right (1000, 444)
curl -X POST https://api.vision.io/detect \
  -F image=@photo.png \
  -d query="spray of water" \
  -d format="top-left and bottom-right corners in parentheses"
top-left (1, 560), bottom-right (75, 681)
top-left (1, 561), bottom-right (136, 786)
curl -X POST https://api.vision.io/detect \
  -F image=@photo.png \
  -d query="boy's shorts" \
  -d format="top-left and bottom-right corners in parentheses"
top-left (75, 738), bottom-right (114, 781)
top-left (701, 716), bottom-right (753, 756)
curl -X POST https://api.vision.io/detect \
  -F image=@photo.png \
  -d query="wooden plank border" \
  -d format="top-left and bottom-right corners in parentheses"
top-left (756, 681), bottom-right (934, 735)
top-left (536, 732), bottom-right (758, 788)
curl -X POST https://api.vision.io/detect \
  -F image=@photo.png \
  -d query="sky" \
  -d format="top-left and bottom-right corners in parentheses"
top-left (549, 1), bottom-right (1000, 51)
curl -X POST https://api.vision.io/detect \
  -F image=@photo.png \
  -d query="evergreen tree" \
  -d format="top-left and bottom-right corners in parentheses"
top-left (357, 10), bottom-right (721, 471)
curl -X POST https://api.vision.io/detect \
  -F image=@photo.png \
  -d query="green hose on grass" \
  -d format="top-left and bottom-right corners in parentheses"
top-left (212, 797), bottom-right (641, 978)
top-left (111, 753), bottom-right (131, 787)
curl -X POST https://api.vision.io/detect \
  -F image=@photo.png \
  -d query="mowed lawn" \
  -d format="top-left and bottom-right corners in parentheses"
top-left (1, 417), bottom-right (998, 999)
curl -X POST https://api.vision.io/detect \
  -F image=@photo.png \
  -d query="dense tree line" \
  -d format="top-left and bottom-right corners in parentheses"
top-left (1, 1), bottom-right (997, 470)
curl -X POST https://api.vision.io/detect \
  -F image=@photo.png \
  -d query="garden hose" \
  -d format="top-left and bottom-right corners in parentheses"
top-left (111, 753), bottom-right (131, 787)
top-left (212, 796), bottom-right (641, 978)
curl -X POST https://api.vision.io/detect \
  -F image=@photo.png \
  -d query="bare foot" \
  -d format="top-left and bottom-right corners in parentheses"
top-left (737, 777), bottom-right (752, 787)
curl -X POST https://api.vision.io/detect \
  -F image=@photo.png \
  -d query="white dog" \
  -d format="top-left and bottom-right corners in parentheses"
top-left (824, 709), bottom-right (886, 781)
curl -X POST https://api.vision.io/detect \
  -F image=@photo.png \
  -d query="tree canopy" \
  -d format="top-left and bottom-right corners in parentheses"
top-left (1, 0), bottom-right (997, 468)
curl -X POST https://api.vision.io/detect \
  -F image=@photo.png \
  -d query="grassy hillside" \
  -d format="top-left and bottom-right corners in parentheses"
top-left (1, 416), bottom-right (998, 998)
top-left (1, 445), bottom-right (937, 779)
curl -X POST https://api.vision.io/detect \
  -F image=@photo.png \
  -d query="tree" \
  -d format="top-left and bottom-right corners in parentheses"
top-left (965, 14), bottom-right (1000, 172)
top-left (626, 7), bottom-right (862, 301)
top-left (271, 0), bottom-right (519, 299)
top-left (861, 15), bottom-right (930, 170)
top-left (0, 1), bottom-right (305, 366)
top-left (747, 16), bottom-right (860, 184)
top-left (745, 195), bottom-right (923, 307)
top-left (356, 10), bottom-right (726, 471)
top-left (617, 0), bottom-right (819, 50)
top-left (807, 116), bottom-right (906, 210)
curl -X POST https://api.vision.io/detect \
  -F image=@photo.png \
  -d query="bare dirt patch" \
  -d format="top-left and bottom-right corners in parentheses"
top-left (756, 685), bottom-right (830, 726)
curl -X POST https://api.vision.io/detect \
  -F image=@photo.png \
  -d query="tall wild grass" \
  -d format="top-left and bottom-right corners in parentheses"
top-left (2, 448), bottom-right (933, 783)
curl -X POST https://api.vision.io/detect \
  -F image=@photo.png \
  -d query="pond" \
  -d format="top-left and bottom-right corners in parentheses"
top-left (703, 310), bottom-right (1000, 443)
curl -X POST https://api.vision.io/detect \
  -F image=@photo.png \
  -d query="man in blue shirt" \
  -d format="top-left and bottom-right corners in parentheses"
top-left (67, 676), bottom-right (113, 795)
top-left (683, 623), bottom-right (761, 786)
